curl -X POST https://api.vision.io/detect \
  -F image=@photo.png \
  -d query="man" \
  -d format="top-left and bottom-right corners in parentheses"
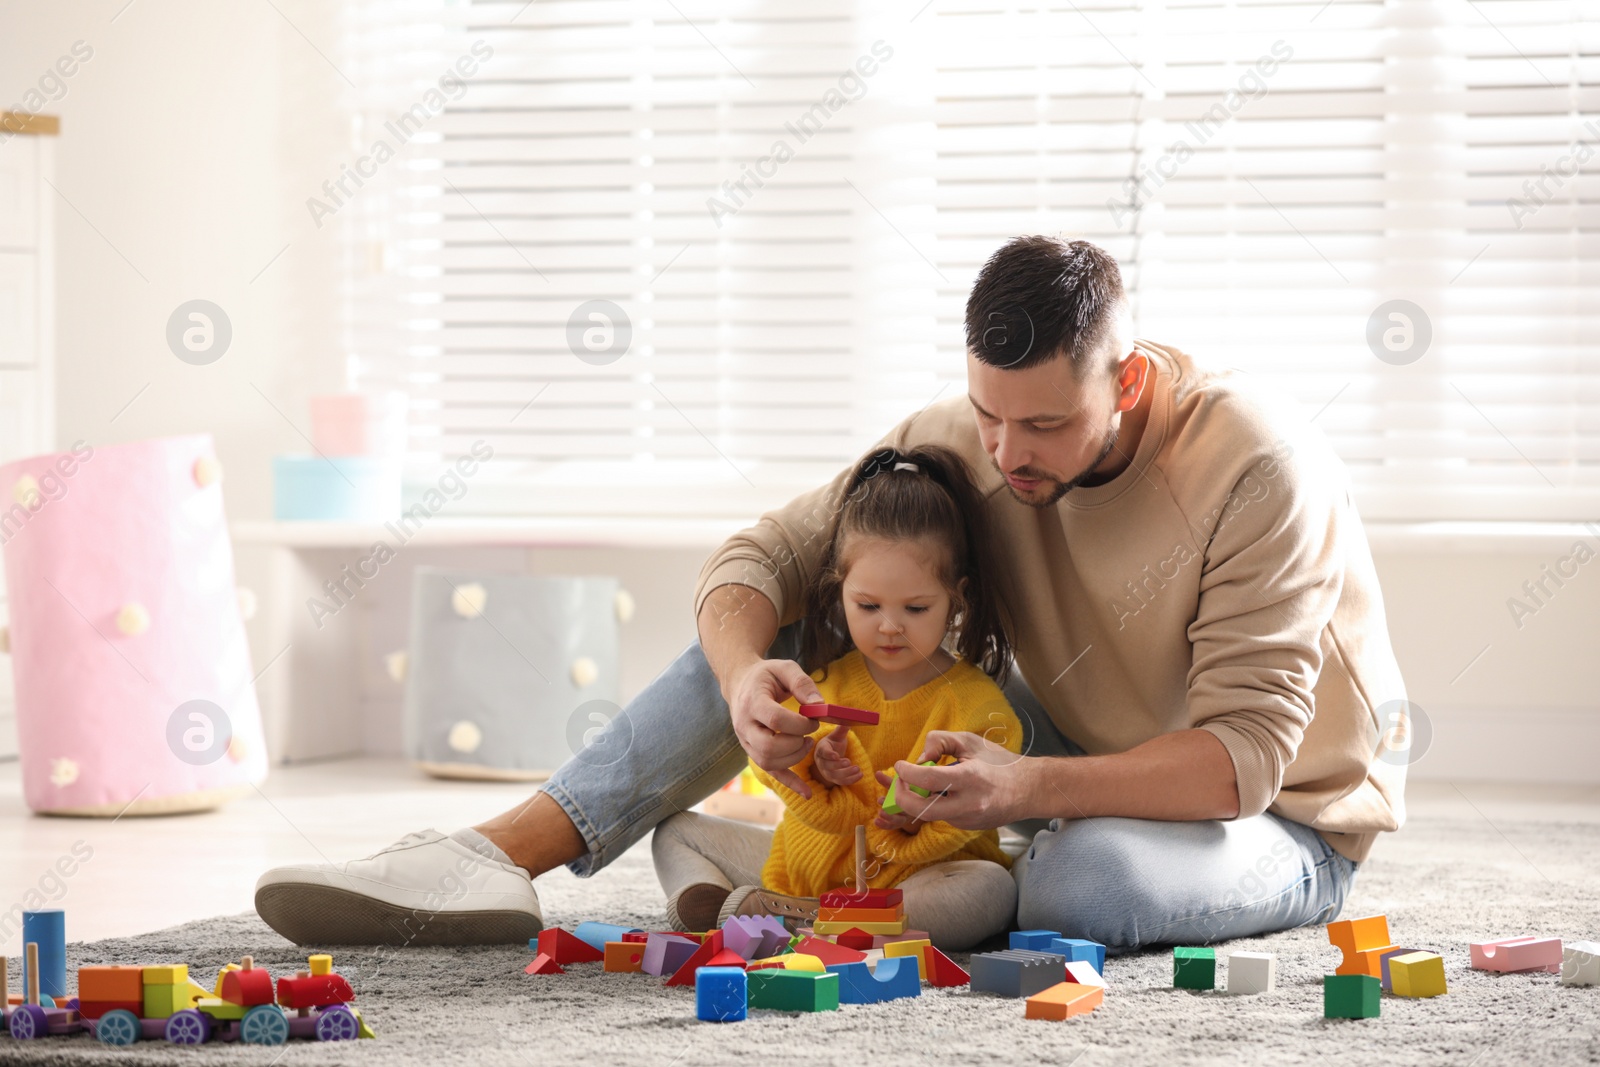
top-left (256, 236), bottom-right (1406, 950)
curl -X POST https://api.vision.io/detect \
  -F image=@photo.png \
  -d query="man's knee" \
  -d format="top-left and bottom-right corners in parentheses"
top-left (1013, 818), bottom-right (1172, 950)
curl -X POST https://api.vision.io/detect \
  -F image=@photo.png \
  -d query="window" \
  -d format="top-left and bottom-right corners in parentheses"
top-left (350, 0), bottom-right (1600, 522)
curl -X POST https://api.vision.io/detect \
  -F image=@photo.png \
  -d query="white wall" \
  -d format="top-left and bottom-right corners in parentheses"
top-left (0, 0), bottom-right (349, 520)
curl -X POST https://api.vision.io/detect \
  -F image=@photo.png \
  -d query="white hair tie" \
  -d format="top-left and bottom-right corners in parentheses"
top-left (893, 461), bottom-right (919, 473)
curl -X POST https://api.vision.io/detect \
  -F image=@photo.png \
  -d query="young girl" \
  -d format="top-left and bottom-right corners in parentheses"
top-left (652, 445), bottom-right (1025, 951)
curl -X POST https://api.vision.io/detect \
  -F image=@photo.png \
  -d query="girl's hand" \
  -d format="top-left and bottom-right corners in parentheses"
top-left (812, 724), bottom-right (863, 788)
top-left (872, 769), bottom-right (924, 833)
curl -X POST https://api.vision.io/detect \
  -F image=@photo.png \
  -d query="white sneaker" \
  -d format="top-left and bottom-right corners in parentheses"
top-left (255, 829), bottom-right (543, 946)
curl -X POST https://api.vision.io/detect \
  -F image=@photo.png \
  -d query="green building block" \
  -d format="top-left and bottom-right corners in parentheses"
top-left (747, 969), bottom-right (840, 1012)
top-left (1173, 947), bottom-right (1216, 990)
top-left (142, 983), bottom-right (192, 1019)
top-left (881, 762), bottom-right (936, 815)
top-left (1324, 974), bottom-right (1380, 1019)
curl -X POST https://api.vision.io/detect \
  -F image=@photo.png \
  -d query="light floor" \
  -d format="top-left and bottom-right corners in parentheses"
top-left (1, 757), bottom-right (1597, 949)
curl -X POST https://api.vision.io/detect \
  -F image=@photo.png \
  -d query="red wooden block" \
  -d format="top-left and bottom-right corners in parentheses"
top-left (799, 703), bottom-right (881, 726)
top-left (705, 949), bottom-right (747, 969)
top-left (925, 946), bottom-right (970, 988)
top-left (820, 888), bottom-right (904, 909)
top-left (538, 928), bottom-right (606, 964)
top-left (524, 952), bottom-right (565, 975)
top-left (220, 967), bottom-right (275, 1006)
top-left (665, 930), bottom-right (726, 987)
top-left (621, 932), bottom-right (651, 944)
top-left (836, 928), bottom-right (876, 950)
top-left (796, 936), bottom-right (868, 966)
top-left (76, 999), bottom-right (144, 1021)
top-left (748, 959), bottom-right (787, 971)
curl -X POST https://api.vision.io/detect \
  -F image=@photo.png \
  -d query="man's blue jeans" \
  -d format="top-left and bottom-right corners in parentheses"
top-left (542, 623), bottom-right (1357, 951)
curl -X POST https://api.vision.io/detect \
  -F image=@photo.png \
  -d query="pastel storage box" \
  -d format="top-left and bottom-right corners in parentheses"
top-left (0, 436), bottom-right (267, 814)
top-left (402, 569), bottom-right (623, 780)
top-left (308, 392), bottom-right (407, 457)
top-left (272, 455), bottom-right (402, 521)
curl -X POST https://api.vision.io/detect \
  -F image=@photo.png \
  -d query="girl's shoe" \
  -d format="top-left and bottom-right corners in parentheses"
top-left (717, 885), bottom-right (820, 930)
top-left (665, 883), bottom-right (733, 932)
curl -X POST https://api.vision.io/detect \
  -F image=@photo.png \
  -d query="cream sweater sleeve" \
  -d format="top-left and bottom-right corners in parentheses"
top-left (1185, 438), bottom-right (1346, 819)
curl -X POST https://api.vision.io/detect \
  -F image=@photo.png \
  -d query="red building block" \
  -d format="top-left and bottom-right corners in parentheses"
top-left (524, 952), bottom-right (565, 975)
top-left (820, 888), bottom-right (904, 909)
top-left (836, 928), bottom-right (876, 950)
top-left (925, 946), bottom-right (970, 988)
top-left (538, 928), bottom-right (606, 964)
top-left (799, 703), bottom-right (881, 726)
top-left (796, 937), bottom-right (868, 967)
top-left (666, 931), bottom-right (727, 987)
top-left (705, 949), bottom-right (747, 969)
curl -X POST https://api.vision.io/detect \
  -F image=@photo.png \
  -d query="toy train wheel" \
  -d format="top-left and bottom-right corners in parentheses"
top-left (315, 1005), bottom-right (360, 1042)
top-left (7, 1005), bottom-right (50, 1040)
top-left (240, 1004), bottom-right (289, 1046)
top-left (165, 1008), bottom-right (211, 1045)
top-left (96, 1008), bottom-right (142, 1046)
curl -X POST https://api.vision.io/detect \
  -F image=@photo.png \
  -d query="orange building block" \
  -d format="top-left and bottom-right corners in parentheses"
top-left (604, 942), bottom-right (645, 973)
top-left (1025, 981), bottom-right (1104, 1020)
top-left (1328, 915), bottom-right (1395, 977)
top-left (819, 908), bottom-right (908, 921)
top-left (78, 966), bottom-right (145, 1003)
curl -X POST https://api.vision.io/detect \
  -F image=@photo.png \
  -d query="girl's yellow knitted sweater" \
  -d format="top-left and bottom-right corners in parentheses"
top-left (750, 650), bottom-right (1024, 897)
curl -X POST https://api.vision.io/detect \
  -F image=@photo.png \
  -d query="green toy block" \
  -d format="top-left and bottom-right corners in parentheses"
top-left (1173, 947), bottom-right (1216, 990)
top-left (747, 969), bottom-right (840, 1012)
top-left (1324, 974), bottom-right (1381, 1019)
top-left (881, 762), bottom-right (936, 815)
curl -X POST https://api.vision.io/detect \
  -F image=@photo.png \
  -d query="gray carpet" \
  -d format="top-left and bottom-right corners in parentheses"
top-left (3, 815), bottom-right (1597, 1066)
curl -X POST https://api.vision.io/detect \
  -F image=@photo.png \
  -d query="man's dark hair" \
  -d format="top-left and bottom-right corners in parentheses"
top-left (964, 235), bottom-right (1127, 375)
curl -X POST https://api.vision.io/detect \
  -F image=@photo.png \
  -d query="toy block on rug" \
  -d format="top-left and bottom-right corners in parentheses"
top-left (1063, 960), bottom-right (1105, 988)
top-left (536, 928), bottom-right (605, 965)
top-left (695, 967), bottom-right (748, 1023)
top-left (1323, 974), bottom-right (1380, 1019)
top-left (825, 957), bottom-right (920, 1004)
top-left (641, 933), bottom-right (699, 977)
top-left (970, 950), bottom-right (1067, 998)
top-left (1328, 915), bottom-right (1396, 977)
top-left (1010, 930), bottom-right (1061, 952)
top-left (925, 946), bottom-right (970, 987)
top-left (747, 969), bottom-right (840, 1012)
top-left (1224, 952), bottom-right (1276, 995)
top-left (1025, 981), bottom-right (1103, 1020)
top-left (1173, 947), bottom-right (1215, 991)
top-left (882, 939), bottom-right (931, 979)
top-left (1377, 947), bottom-right (1428, 992)
top-left (523, 953), bottom-right (564, 976)
top-left (1048, 938), bottom-right (1107, 973)
top-left (1389, 952), bottom-right (1447, 998)
top-left (604, 942), bottom-right (645, 973)
top-left (1469, 936), bottom-right (1562, 973)
top-left (1561, 940), bottom-right (1600, 986)
top-left (666, 931), bottom-right (728, 987)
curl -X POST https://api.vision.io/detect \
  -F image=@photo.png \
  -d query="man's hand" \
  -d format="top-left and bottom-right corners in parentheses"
top-left (890, 730), bottom-right (1035, 830)
top-left (871, 769), bottom-right (924, 833)
top-left (812, 724), bottom-right (863, 789)
top-left (727, 658), bottom-right (825, 798)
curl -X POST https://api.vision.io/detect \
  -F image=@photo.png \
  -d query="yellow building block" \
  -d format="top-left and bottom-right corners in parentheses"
top-left (883, 939), bottom-right (930, 980)
top-left (141, 965), bottom-right (188, 985)
top-left (308, 954), bottom-right (333, 976)
top-left (143, 982), bottom-right (201, 1019)
top-left (813, 919), bottom-right (907, 936)
top-left (750, 953), bottom-right (824, 972)
top-left (1390, 952), bottom-right (1447, 998)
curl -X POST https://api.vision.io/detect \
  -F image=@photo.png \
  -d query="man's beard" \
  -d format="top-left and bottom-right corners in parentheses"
top-left (998, 425), bottom-right (1121, 509)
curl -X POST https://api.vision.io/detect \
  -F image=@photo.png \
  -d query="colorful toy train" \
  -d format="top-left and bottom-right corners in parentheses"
top-left (3, 940), bottom-right (375, 1045)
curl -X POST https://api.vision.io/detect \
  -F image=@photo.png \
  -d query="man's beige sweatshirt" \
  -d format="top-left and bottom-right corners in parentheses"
top-left (694, 340), bottom-right (1407, 862)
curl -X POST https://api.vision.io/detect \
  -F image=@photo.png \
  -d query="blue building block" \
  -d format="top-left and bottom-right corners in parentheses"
top-left (573, 921), bottom-right (642, 955)
top-left (1049, 937), bottom-right (1107, 973)
top-left (970, 949), bottom-right (1067, 998)
top-left (696, 966), bottom-right (748, 1022)
top-left (826, 957), bottom-right (921, 1004)
top-left (1009, 929), bottom-right (1063, 952)
top-left (22, 910), bottom-right (66, 1000)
